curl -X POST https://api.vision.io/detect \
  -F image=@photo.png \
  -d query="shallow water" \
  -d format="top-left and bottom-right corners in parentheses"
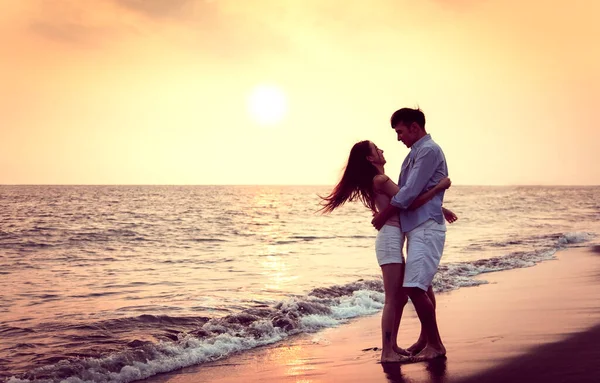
top-left (1, 185), bottom-right (599, 382)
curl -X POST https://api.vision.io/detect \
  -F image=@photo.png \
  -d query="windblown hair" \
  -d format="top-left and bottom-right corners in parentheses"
top-left (319, 140), bottom-right (380, 214)
top-left (390, 107), bottom-right (426, 130)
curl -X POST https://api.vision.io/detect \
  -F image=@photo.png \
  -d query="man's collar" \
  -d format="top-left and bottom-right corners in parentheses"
top-left (411, 134), bottom-right (431, 150)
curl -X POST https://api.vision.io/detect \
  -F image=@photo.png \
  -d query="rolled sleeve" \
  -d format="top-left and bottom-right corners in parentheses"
top-left (390, 148), bottom-right (439, 209)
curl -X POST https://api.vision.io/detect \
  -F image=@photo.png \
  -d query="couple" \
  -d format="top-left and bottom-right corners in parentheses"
top-left (320, 108), bottom-right (456, 363)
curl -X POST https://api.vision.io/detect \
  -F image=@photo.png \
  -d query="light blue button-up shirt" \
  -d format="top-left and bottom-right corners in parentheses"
top-left (390, 134), bottom-right (448, 233)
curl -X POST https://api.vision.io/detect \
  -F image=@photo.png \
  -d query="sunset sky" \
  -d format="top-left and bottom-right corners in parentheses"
top-left (1, 0), bottom-right (599, 185)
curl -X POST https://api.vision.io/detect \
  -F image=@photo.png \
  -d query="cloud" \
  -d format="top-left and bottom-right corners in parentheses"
top-left (113, 0), bottom-right (197, 19)
top-left (427, 0), bottom-right (486, 10)
top-left (25, 0), bottom-right (123, 46)
top-left (29, 21), bottom-right (104, 45)
top-left (24, 0), bottom-right (234, 50)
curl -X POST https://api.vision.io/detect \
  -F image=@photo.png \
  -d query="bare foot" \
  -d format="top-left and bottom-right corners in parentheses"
top-left (411, 346), bottom-right (446, 361)
top-left (388, 347), bottom-right (447, 364)
top-left (383, 354), bottom-right (420, 364)
top-left (380, 351), bottom-right (410, 363)
top-left (393, 346), bottom-right (411, 356)
top-left (406, 340), bottom-right (426, 355)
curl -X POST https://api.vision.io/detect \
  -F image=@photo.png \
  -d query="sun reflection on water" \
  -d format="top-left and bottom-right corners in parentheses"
top-left (266, 344), bottom-right (317, 379)
top-left (261, 253), bottom-right (298, 290)
top-left (248, 189), bottom-right (301, 291)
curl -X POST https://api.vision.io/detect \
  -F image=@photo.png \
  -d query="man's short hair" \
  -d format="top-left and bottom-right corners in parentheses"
top-left (390, 108), bottom-right (426, 130)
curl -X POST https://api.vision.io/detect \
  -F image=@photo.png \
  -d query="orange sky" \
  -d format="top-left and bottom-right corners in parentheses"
top-left (1, 0), bottom-right (599, 185)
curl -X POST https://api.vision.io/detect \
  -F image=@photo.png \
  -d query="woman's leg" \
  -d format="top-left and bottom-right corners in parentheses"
top-left (392, 267), bottom-right (409, 355)
top-left (380, 263), bottom-right (408, 362)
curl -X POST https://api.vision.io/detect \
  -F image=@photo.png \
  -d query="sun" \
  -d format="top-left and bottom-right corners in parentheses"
top-left (247, 84), bottom-right (288, 126)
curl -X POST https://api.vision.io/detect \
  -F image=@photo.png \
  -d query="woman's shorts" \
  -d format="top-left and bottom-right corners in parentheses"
top-left (375, 224), bottom-right (405, 266)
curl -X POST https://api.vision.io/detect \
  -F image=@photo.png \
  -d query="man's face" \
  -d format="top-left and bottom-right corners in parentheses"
top-left (393, 122), bottom-right (419, 148)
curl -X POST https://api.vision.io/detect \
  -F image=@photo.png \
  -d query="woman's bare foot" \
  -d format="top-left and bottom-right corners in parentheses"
top-left (381, 351), bottom-right (410, 363)
top-left (406, 340), bottom-right (426, 355)
top-left (393, 346), bottom-right (411, 356)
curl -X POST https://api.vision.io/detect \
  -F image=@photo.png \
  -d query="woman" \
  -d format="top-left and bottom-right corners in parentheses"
top-left (319, 140), bottom-right (456, 363)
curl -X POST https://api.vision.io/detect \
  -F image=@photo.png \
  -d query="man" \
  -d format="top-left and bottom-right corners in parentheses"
top-left (371, 107), bottom-right (448, 361)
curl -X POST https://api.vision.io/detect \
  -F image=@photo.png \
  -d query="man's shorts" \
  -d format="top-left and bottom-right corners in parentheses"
top-left (375, 224), bottom-right (405, 266)
top-left (403, 219), bottom-right (446, 290)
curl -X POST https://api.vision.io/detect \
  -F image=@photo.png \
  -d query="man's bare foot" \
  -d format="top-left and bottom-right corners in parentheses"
top-left (393, 346), bottom-right (411, 356)
top-left (406, 340), bottom-right (426, 355)
top-left (412, 346), bottom-right (446, 361)
top-left (389, 346), bottom-right (447, 364)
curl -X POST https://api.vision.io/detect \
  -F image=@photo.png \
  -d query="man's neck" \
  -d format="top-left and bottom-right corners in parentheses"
top-left (410, 132), bottom-right (428, 148)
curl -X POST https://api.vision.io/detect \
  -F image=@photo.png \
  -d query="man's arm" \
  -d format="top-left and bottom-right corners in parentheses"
top-left (371, 175), bottom-right (450, 230)
top-left (409, 177), bottom-right (450, 210)
top-left (390, 148), bottom-right (439, 210)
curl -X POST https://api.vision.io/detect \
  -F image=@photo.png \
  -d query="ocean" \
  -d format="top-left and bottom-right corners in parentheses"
top-left (1, 185), bottom-right (598, 383)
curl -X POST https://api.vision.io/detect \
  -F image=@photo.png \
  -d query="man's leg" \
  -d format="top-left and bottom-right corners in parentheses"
top-left (403, 220), bottom-right (446, 360)
top-left (407, 285), bottom-right (436, 355)
top-left (405, 286), bottom-right (445, 359)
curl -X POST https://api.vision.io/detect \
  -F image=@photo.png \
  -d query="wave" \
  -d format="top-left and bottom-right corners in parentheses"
top-left (462, 231), bottom-right (595, 253)
top-left (6, 232), bottom-right (595, 383)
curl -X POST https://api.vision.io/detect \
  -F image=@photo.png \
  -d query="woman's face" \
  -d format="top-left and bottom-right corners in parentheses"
top-left (368, 141), bottom-right (386, 165)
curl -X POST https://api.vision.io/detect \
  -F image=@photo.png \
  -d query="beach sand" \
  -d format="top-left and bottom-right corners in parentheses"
top-left (149, 246), bottom-right (600, 383)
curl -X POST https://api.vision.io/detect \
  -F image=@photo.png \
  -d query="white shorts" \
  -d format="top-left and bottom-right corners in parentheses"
top-left (404, 219), bottom-right (446, 291)
top-left (375, 224), bottom-right (405, 266)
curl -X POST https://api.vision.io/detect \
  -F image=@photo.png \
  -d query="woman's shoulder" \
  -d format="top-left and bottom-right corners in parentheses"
top-left (372, 174), bottom-right (390, 190)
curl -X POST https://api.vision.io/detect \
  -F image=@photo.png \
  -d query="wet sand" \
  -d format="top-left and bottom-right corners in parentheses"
top-left (148, 246), bottom-right (600, 383)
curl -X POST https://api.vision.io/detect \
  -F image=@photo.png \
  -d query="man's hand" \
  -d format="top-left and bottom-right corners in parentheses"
top-left (442, 207), bottom-right (458, 224)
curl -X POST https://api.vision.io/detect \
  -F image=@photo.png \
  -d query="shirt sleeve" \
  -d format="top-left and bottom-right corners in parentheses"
top-left (390, 147), bottom-right (439, 209)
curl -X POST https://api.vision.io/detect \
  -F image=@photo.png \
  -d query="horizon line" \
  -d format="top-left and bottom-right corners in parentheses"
top-left (1, 183), bottom-right (599, 187)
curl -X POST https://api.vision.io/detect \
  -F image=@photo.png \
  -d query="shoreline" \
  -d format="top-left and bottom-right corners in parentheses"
top-left (147, 245), bottom-right (600, 383)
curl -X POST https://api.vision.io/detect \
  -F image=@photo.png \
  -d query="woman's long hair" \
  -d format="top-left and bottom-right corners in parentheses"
top-left (319, 140), bottom-right (380, 214)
